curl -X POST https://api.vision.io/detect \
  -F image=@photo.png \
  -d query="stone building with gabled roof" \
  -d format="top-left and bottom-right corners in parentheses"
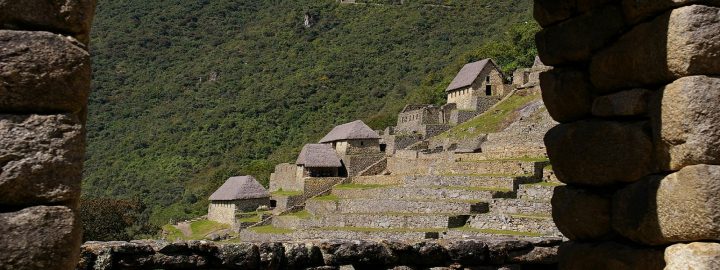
top-left (320, 120), bottom-right (382, 156)
top-left (208, 176), bottom-right (270, 225)
top-left (296, 144), bottom-right (344, 178)
top-left (446, 59), bottom-right (510, 111)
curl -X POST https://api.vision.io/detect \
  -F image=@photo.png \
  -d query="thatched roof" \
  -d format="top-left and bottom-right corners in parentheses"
top-left (296, 144), bottom-right (343, 168)
top-left (209, 176), bottom-right (269, 201)
top-left (446, 59), bottom-right (498, 92)
top-left (319, 120), bottom-right (380, 143)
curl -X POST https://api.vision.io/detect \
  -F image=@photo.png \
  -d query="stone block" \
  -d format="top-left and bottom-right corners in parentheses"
top-left (612, 165), bottom-right (720, 245)
top-left (0, 114), bottom-right (84, 206)
top-left (536, 5), bottom-right (625, 65)
top-left (0, 206), bottom-right (82, 270)
top-left (591, 5), bottom-right (720, 91)
top-left (551, 186), bottom-right (612, 240)
top-left (539, 68), bottom-right (594, 123)
top-left (0, 0), bottom-right (96, 43)
top-left (622, 0), bottom-right (720, 24)
top-left (544, 120), bottom-right (654, 186)
top-left (652, 76), bottom-right (720, 171)
top-left (665, 242), bottom-right (720, 270)
top-left (0, 30), bottom-right (90, 114)
top-left (558, 241), bottom-right (665, 270)
top-left (592, 88), bottom-right (651, 117)
top-left (534, 0), bottom-right (619, 27)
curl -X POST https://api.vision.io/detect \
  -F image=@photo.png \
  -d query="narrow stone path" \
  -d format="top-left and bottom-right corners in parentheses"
top-left (176, 222), bottom-right (192, 237)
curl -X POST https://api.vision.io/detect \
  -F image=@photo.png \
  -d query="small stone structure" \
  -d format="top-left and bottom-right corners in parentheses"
top-left (536, 1), bottom-right (720, 268)
top-left (296, 144), bottom-right (344, 177)
top-left (208, 176), bottom-right (270, 225)
top-left (446, 58), bottom-right (510, 110)
top-left (0, 1), bottom-right (96, 269)
top-left (512, 56), bottom-right (551, 89)
top-left (319, 120), bottom-right (384, 176)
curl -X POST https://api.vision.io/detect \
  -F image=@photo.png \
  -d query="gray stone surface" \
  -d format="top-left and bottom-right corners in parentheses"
top-left (539, 68), bottom-right (594, 122)
top-left (545, 120), bottom-right (654, 186)
top-left (0, 30), bottom-right (91, 114)
top-left (621, 0), bottom-right (720, 24)
top-left (0, 0), bottom-right (96, 43)
top-left (558, 241), bottom-right (665, 270)
top-left (0, 206), bottom-right (82, 270)
top-left (592, 88), bottom-right (651, 117)
top-left (551, 186), bottom-right (612, 240)
top-left (591, 5), bottom-right (720, 91)
top-left (612, 165), bottom-right (720, 245)
top-left (653, 76), bottom-right (720, 171)
top-left (0, 114), bottom-right (84, 206)
top-left (665, 242), bottom-right (720, 270)
top-left (536, 5), bottom-right (626, 65)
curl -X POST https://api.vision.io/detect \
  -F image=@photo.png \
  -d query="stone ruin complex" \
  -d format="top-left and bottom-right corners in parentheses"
top-left (3, 0), bottom-right (720, 269)
top-left (536, 0), bottom-right (720, 268)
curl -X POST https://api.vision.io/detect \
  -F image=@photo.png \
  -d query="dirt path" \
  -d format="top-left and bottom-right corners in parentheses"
top-left (176, 222), bottom-right (192, 237)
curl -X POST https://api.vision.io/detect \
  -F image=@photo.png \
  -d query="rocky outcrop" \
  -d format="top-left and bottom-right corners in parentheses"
top-left (76, 239), bottom-right (561, 270)
top-left (0, 1), bottom-right (95, 269)
top-left (537, 1), bottom-right (720, 268)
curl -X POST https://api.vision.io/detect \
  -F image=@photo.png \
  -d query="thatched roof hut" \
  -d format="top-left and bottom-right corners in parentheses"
top-left (319, 120), bottom-right (380, 143)
top-left (209, 176), bottom-right (269, 201)
top-left (296, 144), bottom-right (343, 168)
top-left (446, 59), bottom-right (502, 92)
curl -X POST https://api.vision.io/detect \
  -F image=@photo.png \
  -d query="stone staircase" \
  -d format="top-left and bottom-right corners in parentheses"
top-left (240, 156), bottom-right (564, 242)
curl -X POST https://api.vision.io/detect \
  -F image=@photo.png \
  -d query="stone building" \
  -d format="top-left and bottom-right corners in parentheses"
top-left (208, 176), bottom-right (270, 225)
top-left (320, 120), bottom-right (382, 156)
top-left (512, 56), bottom-right (551, 89)
top-left (296, 144), bottom-right (344, 178)
top-left (446, 59), bottom-right (509, 111)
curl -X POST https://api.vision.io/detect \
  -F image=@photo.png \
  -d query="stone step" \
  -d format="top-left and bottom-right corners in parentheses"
top-left (517, 183), bottom-right (562, 202)
top-left (240, 227), bottom-right (438, 242)
top-left (331, 186), bottom-right (512, 201)
top-left (489, 199), bottom-right (552, 216)
top-left (442, 229), bottom-right (560, 240)
top-left (272, 213), bottom-right (469, 230)
top-left (388, 157), bottom-right (543, 176)
top-left (403, 175), bottom-right (530, 190)
top-left (305, 198), bottom-right (489, 216)
top-left (468, 213), bottom-right (561, 236)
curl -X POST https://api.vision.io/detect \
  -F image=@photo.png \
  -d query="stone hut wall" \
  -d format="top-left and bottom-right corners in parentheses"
top-left (0, 1), bottom-right (96, 269)
top-left (343, 139), bottom-right (381, 155)
top-left (344, 153), bottom-right (386, 177)
top-left (269, 163), bottom-right (301, 192)
top-left (208, 198), bottom-right (270, 225)
top-left (303, 177), bottom-right (344, 199)
top-left (536, 1), bottom-right (720, 268)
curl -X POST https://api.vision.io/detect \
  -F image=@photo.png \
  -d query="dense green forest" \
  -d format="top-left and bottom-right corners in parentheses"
top-left (84, 0), bottom-right (537, 228)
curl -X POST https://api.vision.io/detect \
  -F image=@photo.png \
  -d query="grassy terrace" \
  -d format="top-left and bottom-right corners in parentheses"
top-left (438, 92), bottom-right (541, 139)
top-left (456, 156), bottom-right (550, 163)
top-left (311, 194), bottom-right (340, 201)
top-left (271, 189), bottom-right (304, 196)
top-left (454, 226), bottom-right (544, 237)
top-left (163, 220), bottom-right (231, 240)
top-left (319, 227), bottom-right (446, 233)
top-left (525, 181), bottom-right (563, 187)
top-left (280, 210), bottom-right (313, 219)
top-left (510, 213), bottom-right (553, 220)
top-left (441, 186), bottom-right (514, 193)
top-left (439, 173), bottom-right (534, 178)
top-left (249, 225), bottom-right (294, 234)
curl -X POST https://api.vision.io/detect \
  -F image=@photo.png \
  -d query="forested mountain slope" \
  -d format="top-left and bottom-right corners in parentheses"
top-left (84, 0), bottom-right (536, 224)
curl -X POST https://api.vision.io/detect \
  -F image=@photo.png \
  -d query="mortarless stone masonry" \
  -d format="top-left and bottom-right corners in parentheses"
top-left (0, 1), bottom-right (96, 269)
top-left (537, 1), bottom-right (720, 268)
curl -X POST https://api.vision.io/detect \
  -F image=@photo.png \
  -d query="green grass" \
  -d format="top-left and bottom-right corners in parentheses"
top-left (334, 183), bottom-right (396, 190)
top-left (526, 181), bottom-right (563, 187)
top-left (282, 210), bottom-right (313, 219)
top-left (438, 93), bottom-right (541, 139)
top-left (440, 173), bottom-right (533, 178)
top-left (271, 189), bottom-right (304, 196)
top-left (312, 194), bottom-right (340, 201)
top-left (189, 220), bottom-right (230, 239)
top-left (238, 215), bottom-right (261, 223)
top-left (249, 225), bottom-right (294, 234)
top-left (320, 227), bottom-right (446, 233)
top-left (454, 226), bottom-right (543, 237)
top-left (544, 164), bottom-right (553, 170)
top-left (162, 224), bottom-right (185, 240)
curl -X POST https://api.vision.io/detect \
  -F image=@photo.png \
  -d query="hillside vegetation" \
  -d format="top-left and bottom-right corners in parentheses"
top-left (84, 0), bottom-right (537, 227)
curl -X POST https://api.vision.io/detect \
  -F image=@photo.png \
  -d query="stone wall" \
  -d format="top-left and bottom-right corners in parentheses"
top-left (0, 1), bottom-right (96, 269)
top-left (536, 1), bottom-right (720, 268)
top-left (77, 239), bottom-right (561, 269)
top-left (450, 110), bottom-right (481, 125)
top-left (208, 198), bottom-right (271, 225)
top-left (303, 177), bottom-right (344, 199)
top-left (269, 163), bottom-right (302, 192)
top-left (343, 153), bottom-right (385, 177)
